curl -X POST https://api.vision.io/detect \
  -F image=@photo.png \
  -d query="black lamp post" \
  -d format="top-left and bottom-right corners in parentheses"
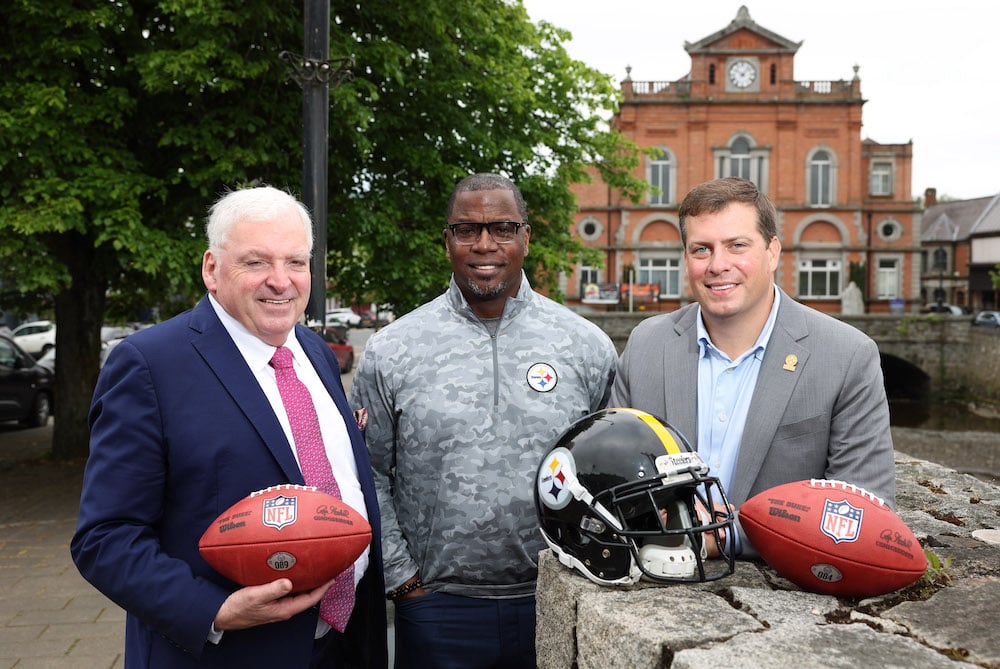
top-left (280, 1), bottom-right (353, 326)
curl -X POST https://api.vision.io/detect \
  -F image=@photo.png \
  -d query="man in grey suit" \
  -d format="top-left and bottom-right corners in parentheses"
top-left (610, 177), bottom-right (894, 558)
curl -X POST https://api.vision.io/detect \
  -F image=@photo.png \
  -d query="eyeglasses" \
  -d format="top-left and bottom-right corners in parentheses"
top-left (446, 221), bottom-right (525, 245)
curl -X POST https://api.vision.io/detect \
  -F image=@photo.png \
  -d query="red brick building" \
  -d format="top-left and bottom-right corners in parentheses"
top-left (921, 188), bottom-right (1000, 312)
top-left (567, 6), bottom-right (920, 315)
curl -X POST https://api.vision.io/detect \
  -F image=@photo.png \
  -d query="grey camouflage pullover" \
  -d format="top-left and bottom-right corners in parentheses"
top-left (349, 273), bottom-right (617, 598)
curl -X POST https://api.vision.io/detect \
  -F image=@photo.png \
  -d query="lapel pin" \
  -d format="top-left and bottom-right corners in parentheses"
top-left (783, 354), bottom-right (798, 372)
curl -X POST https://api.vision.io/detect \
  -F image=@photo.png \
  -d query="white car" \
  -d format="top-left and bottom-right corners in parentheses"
top-left (973, 310), bottom-right (1000, 327)
top-left (11, 320), bottom-right (56, 358)
top-left (325, 308), bottom-right (361, 328)
top-left (922, 303), bottom-right (964, 316)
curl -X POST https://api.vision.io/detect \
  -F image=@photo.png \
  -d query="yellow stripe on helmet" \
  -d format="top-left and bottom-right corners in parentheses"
top-left (608, 407), bottom-right (683, 454)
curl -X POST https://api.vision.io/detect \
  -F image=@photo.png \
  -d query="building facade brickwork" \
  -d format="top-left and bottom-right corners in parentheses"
top-left (569, 6), bottom-right (921, 316)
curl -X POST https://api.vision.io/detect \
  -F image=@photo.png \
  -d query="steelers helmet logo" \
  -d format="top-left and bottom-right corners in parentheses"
top-left (537, 447), bottom-right (576, 510)
top-left (526, 362), bottom-right (558, 392)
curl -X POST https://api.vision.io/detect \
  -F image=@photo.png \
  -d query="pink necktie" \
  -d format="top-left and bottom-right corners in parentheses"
top-left (270, 346), bottom-right (355, 632)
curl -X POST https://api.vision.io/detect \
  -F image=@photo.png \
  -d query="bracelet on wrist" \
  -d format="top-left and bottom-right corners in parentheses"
top-left (387, 576), bottom-right (423, 600)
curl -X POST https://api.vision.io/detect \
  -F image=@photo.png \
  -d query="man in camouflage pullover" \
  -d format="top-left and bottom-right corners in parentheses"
top-left (348, 174), bottom-right (617, 668)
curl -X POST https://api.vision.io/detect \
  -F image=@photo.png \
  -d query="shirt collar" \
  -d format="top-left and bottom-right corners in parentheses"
top-left (696, 284), bottom-right (781, 362)
top-left (446, 270), bottom-right (533, 322)
top-left (207, 293), bottom-right (304, 371)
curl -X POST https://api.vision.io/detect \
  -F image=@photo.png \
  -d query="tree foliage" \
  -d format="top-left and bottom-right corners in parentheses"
top-left (0, 0), bottom-right (643, 458)
top-left (325, 2), bottom-right (645, 313)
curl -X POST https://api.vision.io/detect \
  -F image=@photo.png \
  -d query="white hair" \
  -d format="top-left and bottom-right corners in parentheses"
top-left (206, 186), bottom-right (313, 252)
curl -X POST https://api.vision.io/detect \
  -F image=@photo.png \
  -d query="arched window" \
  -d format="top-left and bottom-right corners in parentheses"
top-left (713, 134), bottom-right (769, 191)
top-left (809, 150), bottom-right (833, 206)
top-left (709, 64), bottom-right (716, 85)
top-left (730, 137), bottom-right (751, 180)
top-left (770, 63), bottom-right (777, 85)
top-left (932, 247), bottom-right (948, 272)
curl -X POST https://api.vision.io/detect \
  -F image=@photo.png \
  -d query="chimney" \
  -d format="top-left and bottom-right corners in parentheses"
top-left (924, 187), bottom-right (937, 207)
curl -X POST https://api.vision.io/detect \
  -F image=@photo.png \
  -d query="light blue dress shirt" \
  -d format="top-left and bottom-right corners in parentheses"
top-left (696, 286), bottom-right (781, 497)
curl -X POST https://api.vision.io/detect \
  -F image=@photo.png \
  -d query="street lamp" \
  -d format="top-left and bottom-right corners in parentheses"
top-left (280, 0), bottom-right (353, 325)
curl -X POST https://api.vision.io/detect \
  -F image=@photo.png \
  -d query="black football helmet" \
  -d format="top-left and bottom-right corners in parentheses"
top-left (535, 408), bottom-right (735, 585)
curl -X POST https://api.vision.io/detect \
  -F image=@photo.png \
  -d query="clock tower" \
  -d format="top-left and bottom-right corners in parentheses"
top-left (683, 5), bottom-right (800, 97)
top-left (726, 57), bottom-right (759, 91)
top-left (568, 5), bottom-right (919, 316)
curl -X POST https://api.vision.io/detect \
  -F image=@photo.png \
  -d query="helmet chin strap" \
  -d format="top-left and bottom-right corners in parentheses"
top-left (638, 543), bottom-right (698, 579)
top-left (637, 498), bottom-right (710, 581)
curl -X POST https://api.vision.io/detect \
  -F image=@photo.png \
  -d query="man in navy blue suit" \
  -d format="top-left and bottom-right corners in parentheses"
top-left (72, 186), bottom-right (387, 668)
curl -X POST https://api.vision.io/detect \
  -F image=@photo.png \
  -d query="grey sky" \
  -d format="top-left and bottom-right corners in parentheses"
top-left (523, 0), bottom-right (995, 201)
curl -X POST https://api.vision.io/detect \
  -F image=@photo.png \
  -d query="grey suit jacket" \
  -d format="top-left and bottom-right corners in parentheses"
top-left (610, 288), bottom-right (895, 552)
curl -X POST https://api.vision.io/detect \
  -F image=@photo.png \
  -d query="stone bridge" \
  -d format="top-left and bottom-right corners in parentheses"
top-left (839, 315), bottom-right (1000, 403)
top-left (584, 313), bottom-right (1000, 404)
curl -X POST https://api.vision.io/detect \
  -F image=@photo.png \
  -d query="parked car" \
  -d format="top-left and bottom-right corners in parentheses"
top-left (0, 332), bottom-right (54, 428)
top-left (11, 320), bottom-right (56, 358)
top-left (99, 324), bottom-right (137, 368)
top-left (921, 303), bottom-right (965, 316)
top-left (322, 326), bottom-right (355, 373)
top-left (973, 310), bottom-right (1000, 328)
top-left (325, 308), bottom-right (361, 328)
top-left (101, 325), bottom-right (135, 341)
top-left (358, 309), bottom-right (395, 328)
top-left (36, 347), bottom-right (55, 374)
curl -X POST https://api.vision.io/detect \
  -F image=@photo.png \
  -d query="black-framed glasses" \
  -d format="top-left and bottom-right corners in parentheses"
top-left (446, 221), bottom-right (525, 245)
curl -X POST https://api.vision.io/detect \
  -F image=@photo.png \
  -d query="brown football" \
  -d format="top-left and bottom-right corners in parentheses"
top-left (740, 479), bottom-right (926, 597)
top-left (198, 484), bottom-right (370, 592)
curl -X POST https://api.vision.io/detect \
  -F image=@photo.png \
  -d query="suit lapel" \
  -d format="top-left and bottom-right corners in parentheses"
top-left (664, 308), bottom-right (700, 445)
top-left (188, 297), bottom-right (305, 484)
top-left (731, 295), bottom-right (809, 504)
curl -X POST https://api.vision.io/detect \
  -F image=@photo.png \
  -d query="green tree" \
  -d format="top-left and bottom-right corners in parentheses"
top-left (1, 0), bottom-right (643, 459)
top-left (1, 1), bottom-right (310, 459)
top-left (325, 1), bottom-right (645, 313)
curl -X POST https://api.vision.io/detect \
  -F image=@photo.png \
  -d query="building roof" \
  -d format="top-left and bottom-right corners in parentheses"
top-left (923, 195), bottom-right (998, 242)
top-left (684, 5), bottom-right (801, 53)
top-left (970, 193), bottom-right (1000, 236)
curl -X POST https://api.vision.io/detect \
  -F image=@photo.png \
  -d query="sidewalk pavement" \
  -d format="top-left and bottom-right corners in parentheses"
top-left (0, 417), bottom-right (394, 668)
top-left (0, 422), bottom-right (124, 668)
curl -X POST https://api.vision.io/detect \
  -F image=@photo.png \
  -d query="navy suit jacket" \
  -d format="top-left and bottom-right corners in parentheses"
top-left (72, 296), bottom-right (387, 668)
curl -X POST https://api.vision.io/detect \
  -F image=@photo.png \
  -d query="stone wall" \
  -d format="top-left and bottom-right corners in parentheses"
top-left (535, 452), bottom-right (1000, 668)
top-left (966, 329), bottom-right (1000, 400)
top-left (581, 312), bottom-right (1000, 404)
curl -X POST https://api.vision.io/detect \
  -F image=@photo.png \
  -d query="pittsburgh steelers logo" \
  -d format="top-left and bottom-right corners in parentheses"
top-left (526, 362), bottom-right (558, 392)
top-left (537, 447), bottom-right (575, 510)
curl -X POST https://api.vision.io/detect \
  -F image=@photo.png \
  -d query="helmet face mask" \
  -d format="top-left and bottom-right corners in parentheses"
top-left (536, 408), bottom-right (736, 585)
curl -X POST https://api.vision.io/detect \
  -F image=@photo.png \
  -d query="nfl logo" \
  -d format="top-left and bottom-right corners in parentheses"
top-left (820, 498), bottom-right (863, 544)
top-left (262, 494), bottom-right (298, 530)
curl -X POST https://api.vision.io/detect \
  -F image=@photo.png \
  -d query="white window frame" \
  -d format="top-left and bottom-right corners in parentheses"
top-left (577, 216), bottom-right (603, 242)
top-left (713, 134), bottom-right (769, 192)
top-left (647, 148), bottom-right (675, 206)
top-left (875, 256), bottom-right (902, 299)
top-left (807, 148), bottom-right (835, 207)
top-left (869, 161), bottom-right (894, 196)
top-left (798, 258), bottom-right (842, 299)
top-left (637, 255), bottom-right (682, 298)
top-left (579, 265), bottom-right (600, 298)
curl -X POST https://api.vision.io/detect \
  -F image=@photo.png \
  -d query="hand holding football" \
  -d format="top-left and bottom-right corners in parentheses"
top-left (198, 484), bottom-right (371, 592)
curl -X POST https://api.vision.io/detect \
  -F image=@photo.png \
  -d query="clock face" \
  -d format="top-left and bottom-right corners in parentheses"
top-left (729, 60), bottom-right (756, 89)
